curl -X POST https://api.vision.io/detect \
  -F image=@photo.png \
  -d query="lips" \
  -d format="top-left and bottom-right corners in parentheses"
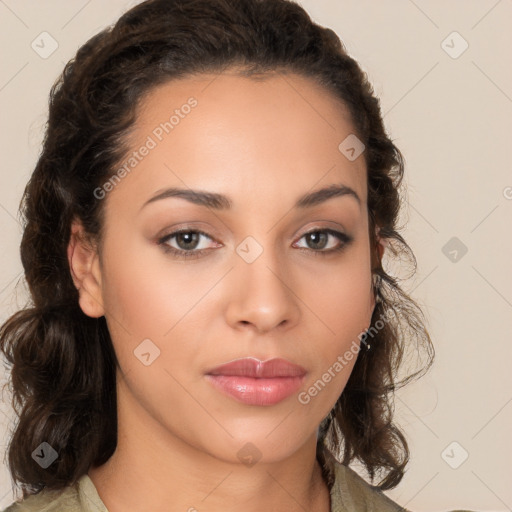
top-left (206, 357), bottom-right (306, 378)
top-left (205, 357), bottom-right (307, 406)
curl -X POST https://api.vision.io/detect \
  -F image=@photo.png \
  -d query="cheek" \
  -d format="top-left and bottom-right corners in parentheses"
top-left (296, 247), bottom-right (373, 402)
top-left (98, 230), bottom-right (234, 389)
top-left (100, 232), bottom-right (200, 333)
top-left (304, 248), bottom-right (374, 341)
top-left (326, 266), bottom-right (373, 333)
top-left (98, 232), bottom-right (205, 375)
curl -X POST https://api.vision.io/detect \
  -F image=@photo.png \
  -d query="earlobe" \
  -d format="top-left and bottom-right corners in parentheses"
top-left (67, 219), bottom-right (105, 318)
top-left (375, 225), bottom-right (387, 263)
top-left (377, 237), bottom-right (386, 261)
top-left (371, 225), bottom-right (386, 315)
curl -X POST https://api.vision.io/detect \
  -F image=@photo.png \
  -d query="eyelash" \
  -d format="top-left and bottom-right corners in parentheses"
top-left (157, 228), bottom-right (353, 260)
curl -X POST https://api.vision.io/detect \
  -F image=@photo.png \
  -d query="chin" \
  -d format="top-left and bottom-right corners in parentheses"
top-left (194, 421), bottom-right (317, 466)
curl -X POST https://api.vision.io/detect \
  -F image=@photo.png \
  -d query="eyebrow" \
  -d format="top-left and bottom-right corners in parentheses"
top-left (140, 183), bottom-right (361, 211)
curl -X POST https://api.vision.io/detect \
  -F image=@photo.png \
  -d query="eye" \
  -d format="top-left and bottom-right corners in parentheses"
top-left (157, 229), bottom-right (220, 259)
top-left (157, 227), bottom-right (353, 260)
top-left (293, 228), bottom-right (352, 255)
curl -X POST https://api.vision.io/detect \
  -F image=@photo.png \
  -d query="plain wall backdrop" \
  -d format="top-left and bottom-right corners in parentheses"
top-left (0, 1), bottom-right (511, 510)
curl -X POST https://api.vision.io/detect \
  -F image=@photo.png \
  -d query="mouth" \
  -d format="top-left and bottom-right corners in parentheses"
top-left (204, 357), bottom-right (307, 406)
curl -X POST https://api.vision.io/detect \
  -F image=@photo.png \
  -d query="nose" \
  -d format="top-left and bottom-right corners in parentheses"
top-left (224, 247), bottom-right (301, 335)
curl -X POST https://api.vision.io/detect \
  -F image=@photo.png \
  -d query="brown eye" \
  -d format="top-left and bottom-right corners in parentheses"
top-left (158, 229), bottom-right (219, 259)
top-left (173, 232), bottom-right (201, 250)
top-left (294, 229), bottom-right (352, 255)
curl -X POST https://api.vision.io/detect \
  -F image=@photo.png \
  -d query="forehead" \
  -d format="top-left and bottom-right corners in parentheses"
top-left (109, 70), bottom-right (367, 212)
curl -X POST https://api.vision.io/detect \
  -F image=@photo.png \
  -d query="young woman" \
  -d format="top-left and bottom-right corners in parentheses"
top-left (1, 0), bottom-right (470, 510)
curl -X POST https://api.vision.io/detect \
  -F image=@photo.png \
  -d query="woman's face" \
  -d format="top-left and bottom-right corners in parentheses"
top-left (83, 71), bottom-right (376, 464)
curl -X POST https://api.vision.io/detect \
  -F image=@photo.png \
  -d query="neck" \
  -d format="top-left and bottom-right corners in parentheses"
top-left (88, 374), bottom-right (331, 512)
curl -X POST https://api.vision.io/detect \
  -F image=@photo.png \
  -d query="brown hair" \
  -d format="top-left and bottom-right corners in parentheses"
top-left (0, 0), bottom-right (433, 497)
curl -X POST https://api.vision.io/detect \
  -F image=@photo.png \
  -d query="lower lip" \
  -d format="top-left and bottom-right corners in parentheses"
top-left (205, 375), bottom-right (305, 406)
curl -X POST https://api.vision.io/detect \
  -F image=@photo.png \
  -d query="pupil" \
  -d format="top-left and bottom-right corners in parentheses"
top-left (178, 232), bottom-right (198, 249)
top-left (309, 232), bottom-right (326, 249)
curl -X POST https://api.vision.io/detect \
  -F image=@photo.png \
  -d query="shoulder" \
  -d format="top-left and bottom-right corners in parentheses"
top-left (2, 488), bottom-right (78, 512)
top-left (1, 475), bottom-right (97, 512)
top-left (329, 458), bottom-right (476, 512)
top-left (330, 459), bottom-right (407, 512)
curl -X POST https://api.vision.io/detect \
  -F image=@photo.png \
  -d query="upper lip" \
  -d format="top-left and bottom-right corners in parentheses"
top-left (206, 357), bottom-right (307, 378)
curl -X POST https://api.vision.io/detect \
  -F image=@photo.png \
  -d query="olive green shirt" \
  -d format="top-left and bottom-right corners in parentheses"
top-left (2, 460), bottom-right (473, 511)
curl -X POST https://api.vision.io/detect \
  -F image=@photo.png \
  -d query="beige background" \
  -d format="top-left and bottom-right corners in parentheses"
top-left (0, 1), bottom-right (511, 510)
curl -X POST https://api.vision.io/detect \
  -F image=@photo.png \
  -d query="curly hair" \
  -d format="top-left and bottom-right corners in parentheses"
top-left (0, 0), bottom-right (434, 498)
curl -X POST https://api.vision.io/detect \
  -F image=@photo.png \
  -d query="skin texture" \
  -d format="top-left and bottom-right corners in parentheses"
top-left (67, 70), bottom-right (382, 512)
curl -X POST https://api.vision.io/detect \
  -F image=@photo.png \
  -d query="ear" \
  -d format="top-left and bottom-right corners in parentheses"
top-left (67, 218), bottom-right (105, 318)
top-left (372, 225), bottom-right (387, 269)
top-left (377, 237), bottom-right (386, 262)
top-left (369, 225), bottom-right (387, 314)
